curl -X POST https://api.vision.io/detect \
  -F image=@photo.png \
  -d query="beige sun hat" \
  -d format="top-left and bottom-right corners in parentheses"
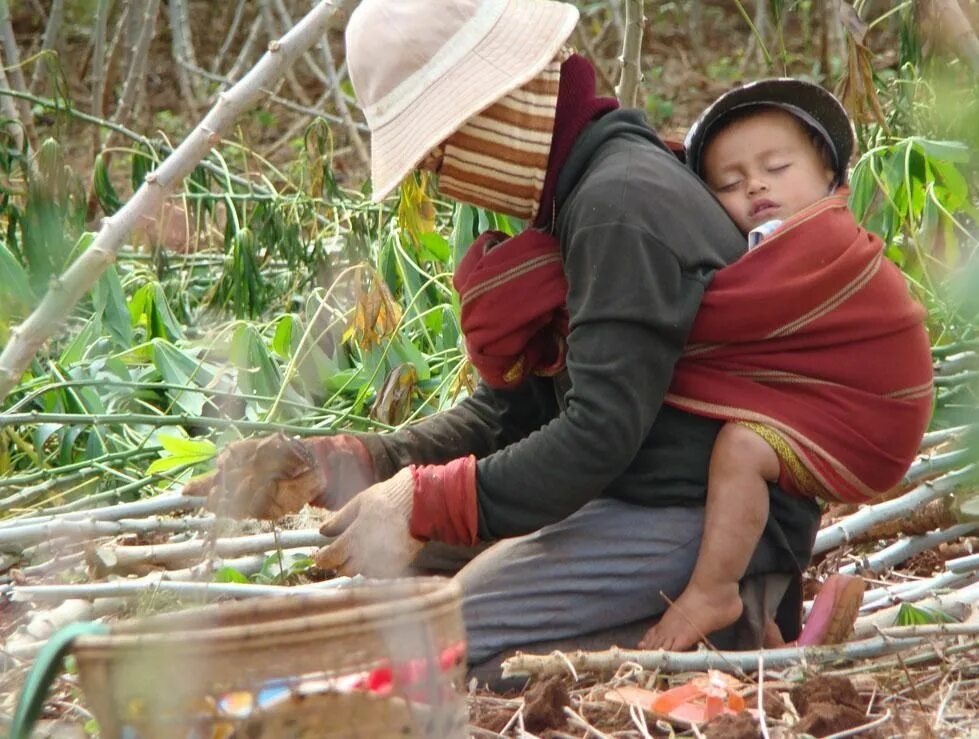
top-left (345, 0), bottom-right (579, 202)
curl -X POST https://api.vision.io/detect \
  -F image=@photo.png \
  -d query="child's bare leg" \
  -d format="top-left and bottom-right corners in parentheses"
top-left (640, 424), bottom-right (780, 651)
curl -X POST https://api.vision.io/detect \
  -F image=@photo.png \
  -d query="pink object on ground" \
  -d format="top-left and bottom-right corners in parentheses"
top-left (796, 574), bottom-right (866, 647)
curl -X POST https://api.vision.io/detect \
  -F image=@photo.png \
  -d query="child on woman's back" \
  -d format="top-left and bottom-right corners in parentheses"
top-left (642, 80), bottom-right (933, 650)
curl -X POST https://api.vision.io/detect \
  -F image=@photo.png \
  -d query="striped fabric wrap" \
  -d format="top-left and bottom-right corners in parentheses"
top-left (665, 191), bottom-right (934, 504)
top-left (438, 59), bottom-right (561, 221)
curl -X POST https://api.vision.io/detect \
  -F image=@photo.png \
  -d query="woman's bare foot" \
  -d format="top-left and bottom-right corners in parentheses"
top-left (639, 582), bottom-right (744, 651)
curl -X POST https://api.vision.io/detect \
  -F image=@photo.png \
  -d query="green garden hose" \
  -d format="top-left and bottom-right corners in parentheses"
top-left (9, 621), bottom-right (109, 739)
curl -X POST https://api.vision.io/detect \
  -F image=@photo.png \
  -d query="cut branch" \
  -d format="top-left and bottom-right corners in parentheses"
top-left (0, 0), bottom-right (362, 403)
top-left (0, 515), bottom-right (217, 550)
top-left (91, 527), bottom-right (328, 571)
top-left (0, 494), bottom-right (205, 529)
top-left (814, 467), bottom-right (973, 555)
top-left (2, 573), bottom-right (353, 605)
top-left (502, 626), bottom-right (979, 678)
top-left (837, 522), bottom-right (979, 576)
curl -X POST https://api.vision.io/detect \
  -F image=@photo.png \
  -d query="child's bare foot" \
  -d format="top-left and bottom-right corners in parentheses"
top-left (639, 583), bottom-right (744, 651)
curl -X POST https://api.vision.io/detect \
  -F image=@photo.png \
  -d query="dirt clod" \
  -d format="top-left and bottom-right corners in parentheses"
top-left (704, 711), bottom-right (761, 739)
top-left (791, 675), bottom-right (863, 714)
top-left (522, 675), bottom-right (570, 733)
top-left (795, 702), bottom-right (872, 737)
top-left (790, 676), bottom-right (875, 737)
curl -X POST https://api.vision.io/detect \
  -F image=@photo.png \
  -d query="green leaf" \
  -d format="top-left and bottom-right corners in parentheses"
top-left (0, 240), bottom-right (35, 321)
top-left (272, 315), bottom-right (294, 359)
top-left (847, 158), bottom-right (876, 222)
top-left (390, 337), bottom-right (431, 381)
top-left (230, 324), bottom-right (281, 399)
top-left (92, 153), bottom-right (121, 215)
top-left (213, 567), bottom-right (250, 584)
top-left (147, 432), bottom-right (215, 474)
top-left (895, 602), bottom-right (957, 626)
top-left (152, 340), bottom-right (212, 416)
top-left (158, 434), bottom-right (216, 458)
top-left (94, 265), bottom-right (132, 347)
top-left (58, 321), bottom-right (97, 365)
top-left (450, 202), bottom-right (479, 267)
top-left (911, 138), bottom-right (971, 164)
top-left (929, 159), bottom-right (969, 212)
top-left (129, 283), bottom-right (183, 341)
top-left (417, 231), bottom-right (451, 263)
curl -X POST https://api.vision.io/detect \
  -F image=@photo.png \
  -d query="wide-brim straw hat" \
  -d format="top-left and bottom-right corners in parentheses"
top-left (684, 78), bottom-right (855, 186)
top-left (345, 0), bottom-right (579, 202)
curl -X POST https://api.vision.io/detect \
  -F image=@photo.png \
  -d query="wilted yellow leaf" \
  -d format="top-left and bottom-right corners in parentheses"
top-left (397, 172), bottom-right (437, 246)
top-left (342, 268), bottom-right (403, 350)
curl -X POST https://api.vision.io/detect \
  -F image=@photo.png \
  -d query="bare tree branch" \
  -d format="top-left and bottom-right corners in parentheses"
top-left (321, 32), bottom-right (369, 166)
top-left (0, 0), bottom-right (37, 149)
top-left (0, 55), bottom-right (24, 151)
top-left (615, 0), bottom-right (644, 107)
top-left (89, 0), bottom-right (112, 159)
top-left (211, 0), bottom-right (249, 75)
top-left (927, 0), bottom-right (979, 74)
top-left (168, 0), bottom-right (200, 115)
top-left (502, 626), bottom-right (979, 678)
top-left (27, 0), bottom-right (64, 94)
top-left (106, 0), bottom-right (160, 147)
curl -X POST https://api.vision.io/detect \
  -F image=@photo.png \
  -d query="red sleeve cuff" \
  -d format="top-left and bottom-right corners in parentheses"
top-left (409, 455), bottom-right (480, 547)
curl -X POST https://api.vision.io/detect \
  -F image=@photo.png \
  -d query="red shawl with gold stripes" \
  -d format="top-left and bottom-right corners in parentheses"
top-left (455, 193), bottom-right (933, 504)
top-left (665, 193), bottom-right (933, 502)
top-left (454, 229), bottom-right (569, 387)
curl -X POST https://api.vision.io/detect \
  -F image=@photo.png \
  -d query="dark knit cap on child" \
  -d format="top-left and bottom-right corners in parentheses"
top-left (684, 78), bottom-right (855, 187)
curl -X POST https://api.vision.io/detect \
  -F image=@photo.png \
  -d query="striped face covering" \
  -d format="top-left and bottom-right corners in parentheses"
top-left (438, 59), bottom-right (561, 221)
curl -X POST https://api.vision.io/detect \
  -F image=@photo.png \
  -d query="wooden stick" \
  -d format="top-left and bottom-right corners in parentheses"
top-left (854, 588), bottom-right (975, 638)
top-left (813, 467), bottom-right (973, 555)
top-left (2, 573), bottom-right (354, 605)
top-left (91, 527), bottom-right (328, 571)
top-left (837, 522), bottom-right (979, 576)
top-left (861, 574), bottom-right (979, 613)
top-left (501, 625), bottom-right (979, 678)
top-left (0, 0), bottom-right (362, 402)
top-left (0, 494), bottom-right (205, 528)
top-left (0, 515), bottom-right (217, 550)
